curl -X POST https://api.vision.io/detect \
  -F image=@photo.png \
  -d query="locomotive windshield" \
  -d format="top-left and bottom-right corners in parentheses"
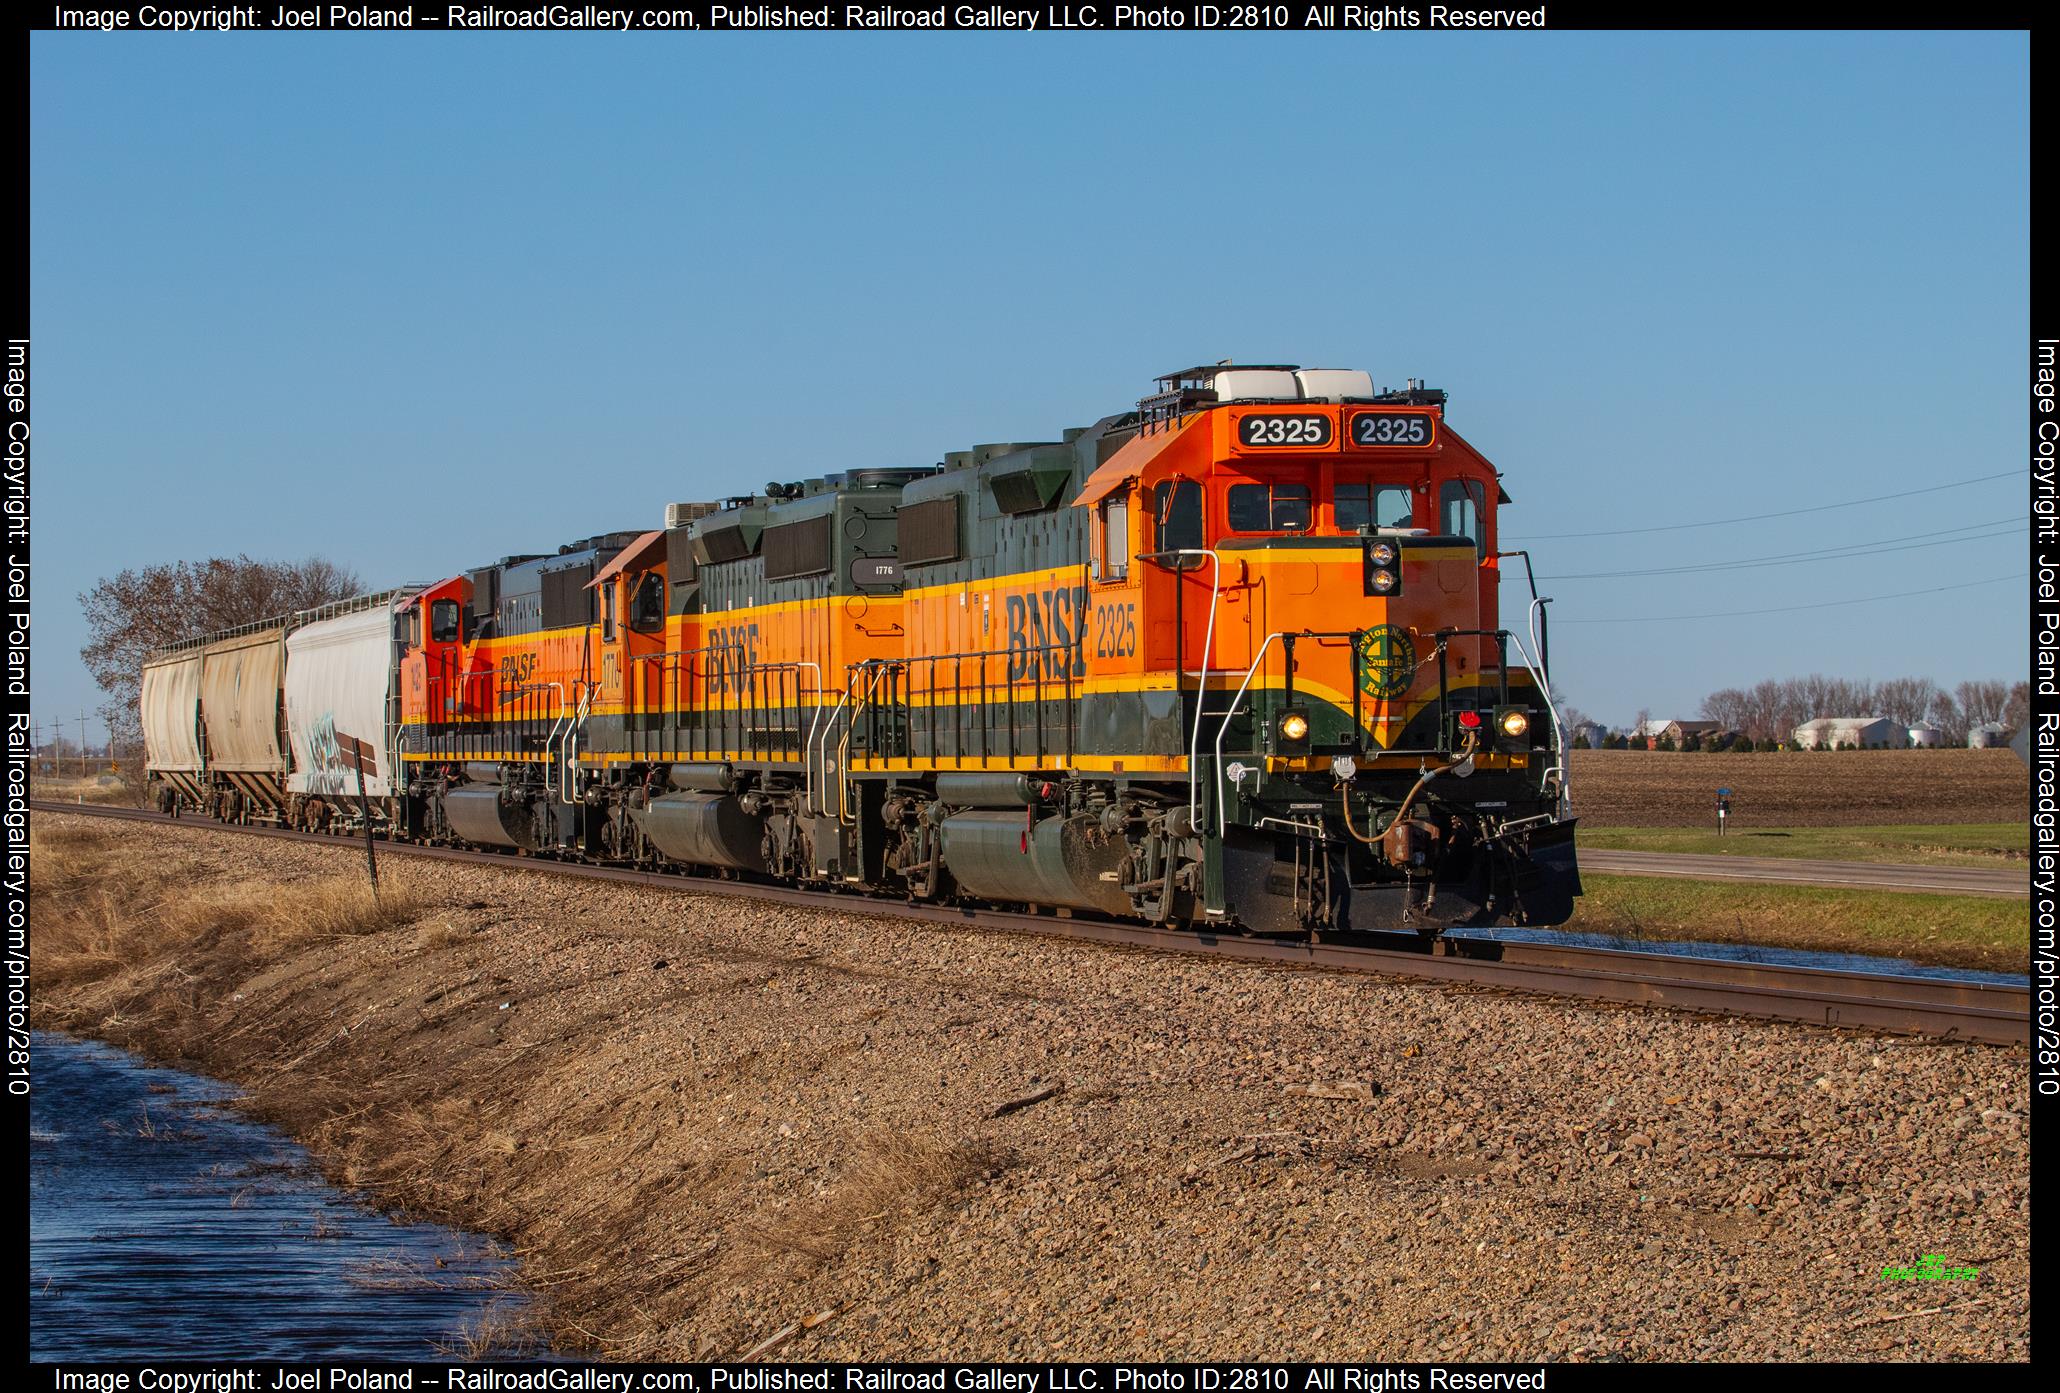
top-left (1226, 481), bottom-right (1311, 533)
top-left (1337, 481), bottom-right (1415, 532)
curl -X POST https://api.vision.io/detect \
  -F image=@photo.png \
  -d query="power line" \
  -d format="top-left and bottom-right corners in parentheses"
top-left (1539, 518), bottom-right (2014, 580)
top-left (1552, 573), bottom-right (2024, 624)
top-left (1506, 469), bottom-right (2016, 540)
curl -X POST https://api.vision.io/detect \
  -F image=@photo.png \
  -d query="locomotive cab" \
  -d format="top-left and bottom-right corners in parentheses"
top-left (1076, 366), bottom-right (1576, 935)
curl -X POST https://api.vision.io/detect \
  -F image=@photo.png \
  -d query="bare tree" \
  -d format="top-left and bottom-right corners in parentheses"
top-left (1954, 679), bottom-right (2011, 732)
top-left (1872, 676), bottom-right (1940, 728)
top-left (2003, 680), bottom-right (2031, 732)
top-left (1700, 687), bottom-right (1749, 731)
top-left (1927, 689), bottom-right (1970, 744)
top-left (80, 555), bottom-right (362, 752)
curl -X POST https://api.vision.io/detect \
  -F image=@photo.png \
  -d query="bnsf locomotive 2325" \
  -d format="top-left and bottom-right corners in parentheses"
top-left (142, 364), bottom-right (1580, 936)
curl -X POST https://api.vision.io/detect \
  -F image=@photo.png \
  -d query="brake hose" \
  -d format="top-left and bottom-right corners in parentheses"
top-left (1339, 730), bottom-right (1480, 846)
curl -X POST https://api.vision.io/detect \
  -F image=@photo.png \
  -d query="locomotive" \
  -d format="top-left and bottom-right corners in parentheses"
top-left (141, 364), bottom-right (1580, 936)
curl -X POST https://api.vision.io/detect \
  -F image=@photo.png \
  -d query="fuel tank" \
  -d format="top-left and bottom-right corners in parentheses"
top-left (629, 792), bottom-right (767, 872)
top-left (938, 811), bottom-right (1131, 916)
top-left (442, 786), bottom-right (539, 850)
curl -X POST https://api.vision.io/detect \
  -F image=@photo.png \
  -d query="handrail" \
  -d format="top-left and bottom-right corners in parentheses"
top-left (1206, 624), bottom-right (1569, 836)
top-left (837, 663), bottom-right (894, 826)
top-left (524, 681), bottom-right (568, 786)
top-left (1525, 596), bottom-right (1569, 812)
top-left (562, 682), bottom-right (594, 805)
top-left (1134, 548), bottom-right (1224, 832)
top-left (808, 673), bottom-right (859, 818)
top-left (1212, 631), bottom-right (1289, 836)
top-left (1506, 626), bottom-right (1566, 818)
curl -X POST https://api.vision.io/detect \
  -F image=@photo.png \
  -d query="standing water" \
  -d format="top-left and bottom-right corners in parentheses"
top-left (29, 1032), bottom-right (525, 1360)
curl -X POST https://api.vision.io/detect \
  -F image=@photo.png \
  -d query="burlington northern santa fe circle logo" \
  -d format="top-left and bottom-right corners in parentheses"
top-left (1357, 625), bottom-right (1416, 700)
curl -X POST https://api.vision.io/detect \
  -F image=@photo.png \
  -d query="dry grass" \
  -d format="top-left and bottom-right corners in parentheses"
top-left (33, 774), bottom-right (145, 806)
top-left (31, 816), bottom-right (430, 1032)
top-left (436, 1300), bottom-right (549, 1359)
top-left (739, 1130), bottom-right (1009, 1272)
top-left (417, 920), bottom-right (475, 952)
top-left (152, 876), bottom-right (421, 949)
top-left (29, 821), bottom-right (121, 891)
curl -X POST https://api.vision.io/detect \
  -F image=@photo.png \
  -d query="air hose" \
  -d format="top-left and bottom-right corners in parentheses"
top-left (1339, 730), bottom-right (1480, 846)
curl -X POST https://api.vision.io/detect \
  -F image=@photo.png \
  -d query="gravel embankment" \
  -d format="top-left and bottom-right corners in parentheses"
top-left (32, 814), bottom-right (2030, 1361)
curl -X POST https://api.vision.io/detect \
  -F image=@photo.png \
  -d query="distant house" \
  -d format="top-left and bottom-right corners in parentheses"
top-left (1907, 721), bottom-right (1945, 748)
top-left (1571, 722), bottom-right (1610, 749)
top-left (1969, 722), bottom-right (2013, 749)
top-left (1793, 716), bottom-right (1900, 750)
top-left (1632, 718), bottom-right (1722, 749)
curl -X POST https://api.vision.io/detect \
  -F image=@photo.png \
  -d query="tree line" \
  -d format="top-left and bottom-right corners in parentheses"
top-left (1696, 675), bottom-right (2028, 744)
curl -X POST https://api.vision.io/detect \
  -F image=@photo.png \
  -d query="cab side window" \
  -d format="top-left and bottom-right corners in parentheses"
top-left (1097, 495), bottom-right (1129, 580)
top-left (430, 599), bottom-right (462, 644)
top-left (1227, 482), bottom-right (1311, 533)
top-left (1154, 480), bottom-right (1203, 555)
top-left (1439, 480), bottom-right (1483, 554)
top-left (630, 573), bottom-right (665, 632)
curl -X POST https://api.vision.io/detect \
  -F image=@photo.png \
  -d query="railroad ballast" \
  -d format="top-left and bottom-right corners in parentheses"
top-left (141, 364), bottom-right (1580, 938)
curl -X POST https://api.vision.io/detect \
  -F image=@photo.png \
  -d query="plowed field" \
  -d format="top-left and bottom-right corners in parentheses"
top-left (1568, 748), bottom-right (2027, 828)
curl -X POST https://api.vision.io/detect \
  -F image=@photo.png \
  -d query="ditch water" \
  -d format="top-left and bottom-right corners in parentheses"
top-left (28, 1031), bottom-right (525, 1360)
top-left (1445, 926), bottom-right (2029, 986)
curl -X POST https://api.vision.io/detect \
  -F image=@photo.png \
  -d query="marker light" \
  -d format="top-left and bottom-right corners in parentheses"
top-left (1499, 710), bottom-right (1530, 739)
top-left (1457, 711), bottom-right (1482, 730)
top-left (1279, 711), bottom-right (1311, 742)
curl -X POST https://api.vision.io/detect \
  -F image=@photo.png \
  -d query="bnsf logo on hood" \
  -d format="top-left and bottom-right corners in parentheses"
top-left (1005, 587), bottom-right (1089, 681)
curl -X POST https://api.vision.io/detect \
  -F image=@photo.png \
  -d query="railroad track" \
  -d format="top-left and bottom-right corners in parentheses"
top-left (35, 800), bottom-right (2030, 1047)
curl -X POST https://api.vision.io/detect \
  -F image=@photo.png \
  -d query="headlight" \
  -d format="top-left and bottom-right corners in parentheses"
top-left (1368, 568), bottom-right (1398, 594)
top-left (1499, 710), bottom-right (1530, 739)
top-left (1369, 541), bottom-right (1398, 567)
top-left (1279, 710), bottom-right (1311, 742)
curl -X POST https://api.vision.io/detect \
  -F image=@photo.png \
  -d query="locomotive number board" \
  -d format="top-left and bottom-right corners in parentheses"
top-left (1236, 413), bottom-right (1333, 448)
top-left (1348, 410), bottom-right (1438, 448)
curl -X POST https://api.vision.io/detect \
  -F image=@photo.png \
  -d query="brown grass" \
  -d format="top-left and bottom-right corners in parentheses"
top-left (738, 1130), bottom-right (1009, 1271)
top-left (436, 1300), bottom-right (549, 1359)
top-left (33, 773), bottom-right (150, 807)
top-left (29, 821), bottom-right (121, 891)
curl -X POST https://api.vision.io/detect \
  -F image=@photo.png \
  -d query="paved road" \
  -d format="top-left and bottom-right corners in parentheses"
top-left (1582, 849), bottom-right (2029, 898)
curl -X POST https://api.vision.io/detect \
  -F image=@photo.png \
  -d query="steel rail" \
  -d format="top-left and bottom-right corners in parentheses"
top-left (33, 801), bottom-right (2029, 1047)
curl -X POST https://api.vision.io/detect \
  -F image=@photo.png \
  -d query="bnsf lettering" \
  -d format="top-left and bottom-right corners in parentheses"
top-left (497, 652), bottom-right (537, 698)
top-left (1004, 586), bottom-right (1088, 682)
top-left (707, 622), bottom-right (760, 696)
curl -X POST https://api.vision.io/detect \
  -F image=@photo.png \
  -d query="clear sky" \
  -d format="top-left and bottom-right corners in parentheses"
top-left (29, 29), bottom-right (2030, 734)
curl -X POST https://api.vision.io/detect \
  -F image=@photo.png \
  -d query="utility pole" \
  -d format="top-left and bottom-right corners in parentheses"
top-left (79, 713), bottom-right (91, 775)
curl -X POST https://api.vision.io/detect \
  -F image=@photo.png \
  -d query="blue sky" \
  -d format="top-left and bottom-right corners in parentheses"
top-left (30, 30), bottom-right (2029, 734)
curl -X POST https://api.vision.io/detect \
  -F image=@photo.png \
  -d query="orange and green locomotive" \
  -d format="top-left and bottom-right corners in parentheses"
top-left (150, 363), bottom-right (1579, 937)
top-left (389, 362), bottom-right (1579, 934)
